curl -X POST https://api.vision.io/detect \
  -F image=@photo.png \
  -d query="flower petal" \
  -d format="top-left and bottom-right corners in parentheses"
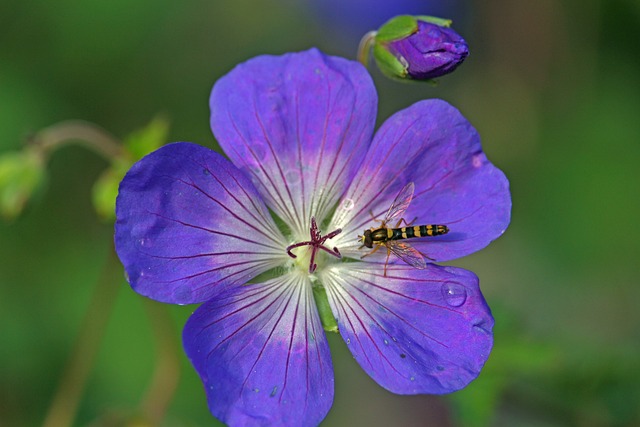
top-left (210, 48), bottom-right (377, 236)
top-left (330, 99), bottom-right (511, 261)
top-left (183, 274), bottom-right (334, 426)
top-left (321, 262), bottom-right (493, 394)
top-left (115, 142), bottom-right (288, 304)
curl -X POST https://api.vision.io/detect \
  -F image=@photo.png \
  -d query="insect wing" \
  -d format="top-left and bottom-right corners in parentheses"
top-left (386, 240), bottom-right (427, 270)
top-left (383, 182), bottom-right (415, 225)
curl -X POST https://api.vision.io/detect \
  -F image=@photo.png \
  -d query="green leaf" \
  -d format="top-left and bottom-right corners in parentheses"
top-left (372, 43), bottom-right (408, 80)
top-left (0, 149), bottom-right (45, 221)
top-left (375, 15), bottom-right (418, 42)
top-left (124, 115), bottom-right (170, 160)
top-left (91, 161), bottom-right (128, 222)
top-left (415, 15), bottom-right (453, 27)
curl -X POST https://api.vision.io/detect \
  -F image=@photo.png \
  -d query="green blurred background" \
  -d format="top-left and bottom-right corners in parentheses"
top-left (1, 0), bottom-right (639, 426)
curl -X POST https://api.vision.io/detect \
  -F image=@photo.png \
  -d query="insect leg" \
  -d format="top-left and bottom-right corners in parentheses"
top-left (394, 217), bottom-right (417, 228)
top-left (383, 246), bottom-right (392, 277)
top-left (360, 244), bottom-right (382, 259)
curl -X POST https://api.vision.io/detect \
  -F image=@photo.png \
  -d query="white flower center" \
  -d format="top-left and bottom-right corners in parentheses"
top-left (285, 217), bottom-right (342, 274)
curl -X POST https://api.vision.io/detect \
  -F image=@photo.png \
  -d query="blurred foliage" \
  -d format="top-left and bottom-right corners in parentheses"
top-left (1, 0), bottom-right (639, 426)
top-left (93, 116), bottom-right (170, 220)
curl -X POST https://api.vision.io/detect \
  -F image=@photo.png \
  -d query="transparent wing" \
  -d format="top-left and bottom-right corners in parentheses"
top-left (383, 182), bottom-right (415, 225)
top-left (386, 240), bottom-right (427, 270)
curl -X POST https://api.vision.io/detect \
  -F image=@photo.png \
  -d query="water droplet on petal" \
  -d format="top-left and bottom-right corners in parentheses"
top-left (472, 153), bottom-right (484, 168)
top-left (346, 338), bottom-right (351, 345)
top-left (270, 386), bottom-right (278, 397)
top-left (248, 146), bottom-right (267, 167)
top-left (383, 339), bottom-right (389, 345)
top-left (340, 198), bottom-right (355, 211)
top-left (441, 282), bottom-right (467, 307)
top-left (285, 170), bottom-right (301, 185)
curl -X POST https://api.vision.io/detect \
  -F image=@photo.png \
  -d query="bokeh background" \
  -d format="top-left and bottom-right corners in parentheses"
top-left (1, 0), bottom-right (639, 426)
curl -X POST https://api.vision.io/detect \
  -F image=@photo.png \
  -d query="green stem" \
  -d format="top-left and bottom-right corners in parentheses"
top-left (357, 31), bottom-right (377, 67)
top-left (29, 120), bottom-right (124, 162)
top-left (42, 246), bottom-right (122, 427)
top-left (138, 300), bottom-right (181, 424)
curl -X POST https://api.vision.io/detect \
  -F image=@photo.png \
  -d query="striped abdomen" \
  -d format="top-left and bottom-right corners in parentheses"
top-left (389, 224), bottom-right (449, 241)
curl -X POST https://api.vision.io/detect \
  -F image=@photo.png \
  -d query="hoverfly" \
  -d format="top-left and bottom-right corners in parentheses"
top-left (359, 182), bottom-right (449, 276)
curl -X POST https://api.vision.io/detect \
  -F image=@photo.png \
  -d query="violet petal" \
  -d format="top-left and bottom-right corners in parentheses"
top-left (210, 48), bottom-right (377, 236)
top-left (322, 263), bottom-right (493, 394)
top-left (330, 99), bottom-right (510, 262)
top-left (115, 142), bottom-right (287, 304)
top-left (183, 274), bottom-right (334, 426)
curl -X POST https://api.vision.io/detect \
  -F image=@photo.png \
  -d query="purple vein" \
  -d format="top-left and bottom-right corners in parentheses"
top-left (346, 116), bottom-right (429, 222)
top-left (146, 210), bottom-right (280, 251)
top-left (328, 273), bottom-right (408, 376)
top-left (315, 97), bottom-right (365, 218)
top-left (203, 278), bottom-right (291, 352)
top-left (308, 76), bottom-right (332, 221)
top-left (147, 250), bottom-right (277, 261)
top-left (189, 260), bottom-right (274, 293)
top-left (158, 258), bottom-right (265, 285)
top-left (174, 176), bottom-right (281, 247)
top-left (341, 271), bottom-right (451, 348)
top-left (347, 268), bottom-right (463, 314)
top-left (239, 277), bottom-right (298, 398)
top-left (252, 96), bottom-right (304, 234)
top-left (280, 281), bottom-right (303, 403)
top-left (225, 109), bottom-right (298, 228)
top-left (324, 284), bottom-right (379, 372)
top-left (196, 282), bottom-right (284, 341)
top-left (192, 158), bottom-right (284, 241)
top-left (294, 83), bottom-right (307, 230)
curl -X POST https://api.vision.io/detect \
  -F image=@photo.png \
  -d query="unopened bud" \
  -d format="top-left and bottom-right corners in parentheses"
top-left (372, 15), bottom-right (468, 81)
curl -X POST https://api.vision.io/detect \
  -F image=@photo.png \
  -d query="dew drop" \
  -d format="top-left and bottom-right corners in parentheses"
top-left (410, 376), bottom-right (415, 381)
top-left (270, 386), bottom-right (278, 397)
top-left (202, 168), bottom-right (210, 175)
top-left (383, 339), bottom-right (389, 345)
top-left (346, 338), bottom-right (351, 345)
top-left (285, 170), bottom-right (301, 185)
top-left (472, 153), bottom-right (484, 168)
top-left (253, 388), bottom-right (260, 393)
top-left (400, 353), bottom-right (406, 359)
top-left (340, 198), bottom-right (355, 211)
top-left (441, 282), bottom-right (467, 307)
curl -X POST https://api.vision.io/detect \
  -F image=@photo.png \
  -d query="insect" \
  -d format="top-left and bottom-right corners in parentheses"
top-left (359, 182), bottom-right (449, 276)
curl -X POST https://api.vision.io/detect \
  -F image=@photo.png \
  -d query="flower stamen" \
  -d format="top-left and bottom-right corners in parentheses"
top-left (286, 217), bottom-right (342, 273)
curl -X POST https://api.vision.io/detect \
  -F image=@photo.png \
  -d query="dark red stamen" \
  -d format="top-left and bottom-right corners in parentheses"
top-left (286, 217), bottom-right (342, 273)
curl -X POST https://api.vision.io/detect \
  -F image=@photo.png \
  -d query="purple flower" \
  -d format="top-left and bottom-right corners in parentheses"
top-left (373, 16), bottom-right (469, 81)
top-left (115, 48), bottom-right (510, 426)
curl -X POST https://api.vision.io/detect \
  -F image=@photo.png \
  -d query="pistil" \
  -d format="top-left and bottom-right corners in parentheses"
top-left (286, 217), bottom-right (342, 273)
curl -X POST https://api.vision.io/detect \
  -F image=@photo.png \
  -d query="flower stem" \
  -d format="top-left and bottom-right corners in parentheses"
top-left (138, 300), bottom-right (181, 424)
top-left (28, 120), bottom-right (125, 163)
top-left (357, 31), bottom-right (377, 66)
top-left (42, 245), bottom-right (122, 427)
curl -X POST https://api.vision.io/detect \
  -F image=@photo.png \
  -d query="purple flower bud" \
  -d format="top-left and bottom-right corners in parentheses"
top-left (373, 17), bottom-right (469, 81)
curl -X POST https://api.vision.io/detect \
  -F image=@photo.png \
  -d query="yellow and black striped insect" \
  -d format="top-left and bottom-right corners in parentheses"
top-left (359, 182), bottom-right (449, 275)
